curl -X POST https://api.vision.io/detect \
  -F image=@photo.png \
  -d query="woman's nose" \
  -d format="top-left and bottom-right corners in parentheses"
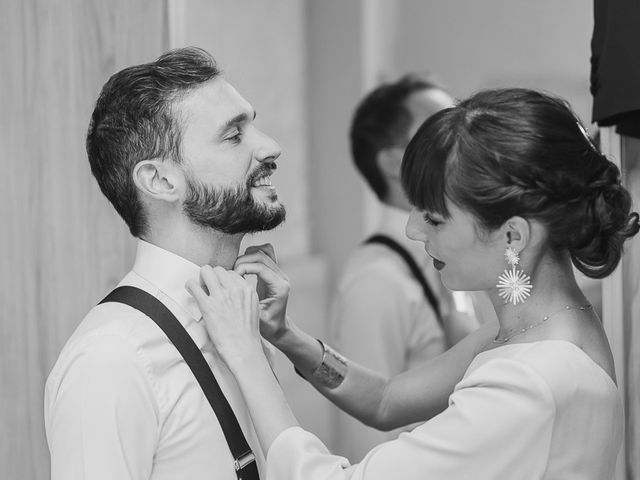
top-left (405, 209), bottom-right (426, 242)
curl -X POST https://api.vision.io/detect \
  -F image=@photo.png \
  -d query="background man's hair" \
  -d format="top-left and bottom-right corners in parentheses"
top-left (349, 74), bottom-right (445, 201)
top-left (86, 47), bottom-right (221, 237)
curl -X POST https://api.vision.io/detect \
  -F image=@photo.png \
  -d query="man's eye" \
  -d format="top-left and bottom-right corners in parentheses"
top-left (226, 130), bottom-right (242, 143)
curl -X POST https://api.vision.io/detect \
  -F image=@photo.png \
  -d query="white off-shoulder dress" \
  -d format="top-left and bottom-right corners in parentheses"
top-left (267, 341), bottom-right (623, 480)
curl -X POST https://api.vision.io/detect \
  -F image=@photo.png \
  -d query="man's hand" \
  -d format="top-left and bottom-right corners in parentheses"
top-left (234, 244), bottom-right (291, 343)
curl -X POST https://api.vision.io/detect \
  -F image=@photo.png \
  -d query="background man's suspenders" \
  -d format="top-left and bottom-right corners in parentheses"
top-left (364, 234), bottom-right (444, 328)
top-left (100, 286), bottom-right (259, 480)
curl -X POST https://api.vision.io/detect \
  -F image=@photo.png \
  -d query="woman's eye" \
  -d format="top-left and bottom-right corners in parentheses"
top-left (423, 213), bottom-right (442, 226)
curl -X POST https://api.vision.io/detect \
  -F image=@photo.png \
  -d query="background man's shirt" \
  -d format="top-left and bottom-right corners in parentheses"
top-left (330, 205), bottom-right (448, 462)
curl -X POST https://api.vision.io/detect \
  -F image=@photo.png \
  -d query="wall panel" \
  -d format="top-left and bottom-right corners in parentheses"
top-left (184, 0), bottom-right (311, 261)
top-left (0, 1), bottom-right (166, 478)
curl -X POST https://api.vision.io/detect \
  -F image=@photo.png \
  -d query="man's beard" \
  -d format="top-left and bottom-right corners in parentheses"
top-left (183, 164), bottom-right (286, 234)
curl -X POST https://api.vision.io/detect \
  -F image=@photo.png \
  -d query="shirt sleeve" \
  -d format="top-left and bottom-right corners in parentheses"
top-left (267, 357), bottom-right (556, 480)
top-left (45, 333), bottom-right (160, 480)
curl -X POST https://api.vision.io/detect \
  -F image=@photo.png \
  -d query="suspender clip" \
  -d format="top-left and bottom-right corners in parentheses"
top-left (234, 450), bottom-right (256, 472)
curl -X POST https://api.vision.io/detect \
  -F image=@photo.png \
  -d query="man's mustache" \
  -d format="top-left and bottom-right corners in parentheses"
top-left (247, 162), bottom-right (277, 186)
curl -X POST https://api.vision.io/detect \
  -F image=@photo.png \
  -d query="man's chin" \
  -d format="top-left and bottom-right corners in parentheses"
top-left (261, 204), bottom-right (286, 230)
top-left (182, 182), bottom-right (285, 234)
top-left (226, 202), bottom-right (286, 234)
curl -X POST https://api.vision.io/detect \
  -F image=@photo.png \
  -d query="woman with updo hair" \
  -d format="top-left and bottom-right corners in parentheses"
top-left (186, 88), bottom-right (639, 479)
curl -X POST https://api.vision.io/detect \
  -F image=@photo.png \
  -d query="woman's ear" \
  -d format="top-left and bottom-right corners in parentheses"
top-left (132, 159), bottom-right (182, 203)
top-left (503, 216), bottom-right (531, 252)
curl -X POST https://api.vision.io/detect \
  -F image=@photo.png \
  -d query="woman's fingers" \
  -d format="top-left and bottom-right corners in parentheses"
top-left (243, 243), bottom-right (277, 262)
top-left (235, 246), bottom-right (281, 274)
top-left (185, 279), bottom-right (210, 307)
top-left (200, 265), bottom-right (246, 293)
top-left (187, 266), bottom-right (248, 311)
top-left (235, 261), bottom-right (290, 298)
top-left (235, 252), bottom-right (288, 282)
top-left (199, 264), bottom-right (224, 295)
top-left (235, 261), bottom-right (284, 283)
top-left (185, 266), bottom-right (264, 371)
top-left (186, 266), bottom-right (259, 325)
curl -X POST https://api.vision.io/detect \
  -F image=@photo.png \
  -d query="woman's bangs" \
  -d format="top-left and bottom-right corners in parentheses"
top-left (401, 118), bottom-right (454, 217)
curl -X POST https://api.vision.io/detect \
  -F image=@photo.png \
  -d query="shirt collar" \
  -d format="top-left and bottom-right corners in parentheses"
top-left (132, 240), bottom-right (203, 322)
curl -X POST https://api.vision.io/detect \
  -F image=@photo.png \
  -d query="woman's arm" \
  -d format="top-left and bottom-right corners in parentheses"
top-left (273, 318), bottom-right (494, 430)
top-left (234, 245), bottom-right (496, 430)
top-left (187, 264), bottom-right (547, 480)
top-left (267, 357), bottom-right (558, 480)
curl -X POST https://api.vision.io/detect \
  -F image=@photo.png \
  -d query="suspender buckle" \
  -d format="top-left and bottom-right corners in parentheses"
top-left (234, 450), bottom-right (256, 475)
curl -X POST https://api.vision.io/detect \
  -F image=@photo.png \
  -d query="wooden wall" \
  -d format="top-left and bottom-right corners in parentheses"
top-left (622, 137), bottom-right (640, 479)
top-left (600, 130), bottom-right (640, 480)
top-left (0, 1), bottom-right (167, 478)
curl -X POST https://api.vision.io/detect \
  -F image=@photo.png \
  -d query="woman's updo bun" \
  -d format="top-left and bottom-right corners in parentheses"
top-left (401, 87), bottom-right (639, 279)
top-left (567, 161), bottom-right (639, 278)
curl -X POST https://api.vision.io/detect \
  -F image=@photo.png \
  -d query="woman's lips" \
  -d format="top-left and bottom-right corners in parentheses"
top-left (426, 250), bottom-right (446, 271)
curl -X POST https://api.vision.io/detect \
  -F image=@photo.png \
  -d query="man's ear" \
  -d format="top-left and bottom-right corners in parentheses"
top-left (502, 216), bottom-right (531, 252)
top-left (376, 147), bottom-right (404, 180)
top-left (132, 159), bottom-right (182, 203)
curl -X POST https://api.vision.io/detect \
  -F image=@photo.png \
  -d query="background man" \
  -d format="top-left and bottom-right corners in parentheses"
top-left (45, 47), bottom-right (284, 479)
top-left (331, 75), bottom-right (488, 462)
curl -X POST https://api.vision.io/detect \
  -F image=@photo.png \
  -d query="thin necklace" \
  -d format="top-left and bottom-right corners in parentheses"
top-left (492, 304), bottom-right (593, 344)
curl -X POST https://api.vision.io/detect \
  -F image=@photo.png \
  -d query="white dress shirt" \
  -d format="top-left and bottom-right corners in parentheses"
top-left (45, 240), bottom-right (265, 480)
top-left (330, 205), bottom-right (448, 461)
top-left (267, 341), bottom-right (623, 480)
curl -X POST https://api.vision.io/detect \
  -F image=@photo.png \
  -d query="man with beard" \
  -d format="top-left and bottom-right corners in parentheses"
top-left (44, 47), bottom-right (285, 480)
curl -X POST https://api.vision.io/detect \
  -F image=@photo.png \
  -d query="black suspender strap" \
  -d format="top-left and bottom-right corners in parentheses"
top-left (364, 234), bottom-right (443, 328)
top-left (99, 286), bottom-right (259, 480)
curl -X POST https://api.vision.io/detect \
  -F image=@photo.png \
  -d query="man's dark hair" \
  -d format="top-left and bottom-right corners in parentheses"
top-left (349, 75), bottom-right (444, 201)
top-left (86, 47), bottom-right (221, 237)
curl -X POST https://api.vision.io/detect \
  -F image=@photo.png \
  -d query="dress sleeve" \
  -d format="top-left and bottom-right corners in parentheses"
top-left (267, 357), bottom-right (556, 480)
top-left (45, 333), bottom-right (160, 480)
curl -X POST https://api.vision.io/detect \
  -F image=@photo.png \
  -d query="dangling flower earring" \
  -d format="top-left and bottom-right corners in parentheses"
top-left (496, 247), bottom-right (532, 305)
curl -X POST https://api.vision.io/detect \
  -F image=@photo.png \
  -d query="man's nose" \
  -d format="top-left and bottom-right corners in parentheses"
top-left (255, 130), bottom-right (281, 164)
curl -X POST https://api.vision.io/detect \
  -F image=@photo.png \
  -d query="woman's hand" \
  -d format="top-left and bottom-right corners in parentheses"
top-left (186, 265), bottom-right (264, 370)
top-left (234, 244), bottom-right (291, 343)
top-left (187, 264), bottom-right (300, 454)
